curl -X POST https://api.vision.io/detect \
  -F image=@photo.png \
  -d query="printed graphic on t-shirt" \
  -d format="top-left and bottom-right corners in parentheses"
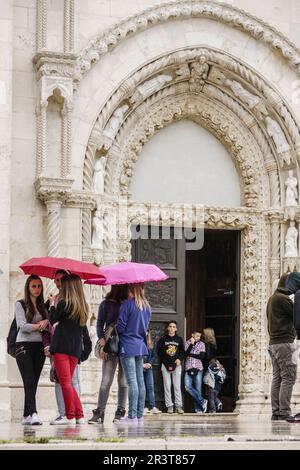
top-left (166, 344), bottom-right (178, 356)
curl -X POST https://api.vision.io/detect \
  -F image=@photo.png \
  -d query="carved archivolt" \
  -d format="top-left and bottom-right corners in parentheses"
top-left (116, 93), bottom-right (267, 209)
top-left (77, 0), bottom-right (300, 81)
top-left (78, 43), bottom-right (300, 398)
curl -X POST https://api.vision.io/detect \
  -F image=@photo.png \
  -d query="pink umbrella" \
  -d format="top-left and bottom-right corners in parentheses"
top-left (20, 257), bottom-right (106, 281)
top-left (84, 261), bottom-right (168, 286)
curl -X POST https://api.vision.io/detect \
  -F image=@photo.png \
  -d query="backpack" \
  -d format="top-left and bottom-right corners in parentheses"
top-left (80, 326), bottom-right (92, 362)
top-left (7, 299), bottom-right (25, 358)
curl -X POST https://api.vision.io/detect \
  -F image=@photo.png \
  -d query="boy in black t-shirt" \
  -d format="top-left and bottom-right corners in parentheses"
top-left (157, 321), bottom-right (184, 414)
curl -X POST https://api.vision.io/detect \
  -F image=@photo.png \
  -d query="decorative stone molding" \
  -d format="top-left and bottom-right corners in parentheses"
top-left (35, 176), bottom-right (74, 203)
top-left (36, 0), bottom-right (47, 51)
top-left (117, 93), bottom-right (266, 209)
top-left (34, 52), bottom-right (77, 179)
top-left (77, 0), bottom-right (300, 81)
top-left (64, 0), bottom-right (75, 53)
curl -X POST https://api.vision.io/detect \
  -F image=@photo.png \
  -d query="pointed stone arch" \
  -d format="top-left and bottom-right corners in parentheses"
top-left (76, 0), bottom-right (300, 81)
top-left (78, 45), bottom-right (300, 412)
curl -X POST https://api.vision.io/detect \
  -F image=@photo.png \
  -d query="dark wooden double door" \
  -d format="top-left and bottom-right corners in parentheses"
top-left (131, 227), bottom-right (240, 412)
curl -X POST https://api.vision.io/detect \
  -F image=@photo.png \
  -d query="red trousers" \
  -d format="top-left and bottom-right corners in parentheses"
top-left (53, 353), bottom-right (84, 419)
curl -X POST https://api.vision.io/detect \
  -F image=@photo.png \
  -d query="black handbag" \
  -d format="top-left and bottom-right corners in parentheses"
top-left (103, 325), bottom-right (119, 355)
top-left (187, 368), bottom-right (199, 377)
top-left (7, 299), bottom-right (24, 358)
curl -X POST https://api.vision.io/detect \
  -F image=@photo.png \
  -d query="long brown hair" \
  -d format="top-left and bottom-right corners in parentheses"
top-left (129, 283), bottom-right (149, 310)
top-left (24, 275), bottom-right (47, 322)
top-left (61, 274), bottom-right (89, 326)
top-left (106, 284), bottom-right (129, 302)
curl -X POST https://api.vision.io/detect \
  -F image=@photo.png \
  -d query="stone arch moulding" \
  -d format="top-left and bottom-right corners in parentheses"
top-left (76, 0), bottom-right (300, 82)
top-left (77, 44), bottom-right (300, 411)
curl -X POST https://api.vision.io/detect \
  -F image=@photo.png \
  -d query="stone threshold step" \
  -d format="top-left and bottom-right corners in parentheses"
top-left (145, 412), bottom-right (239, 420)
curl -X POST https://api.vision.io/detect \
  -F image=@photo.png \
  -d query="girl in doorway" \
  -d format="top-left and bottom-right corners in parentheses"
top-left (143, 329), bottom-right (161, 414)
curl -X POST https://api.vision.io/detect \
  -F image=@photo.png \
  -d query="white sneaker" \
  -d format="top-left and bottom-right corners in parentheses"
top-left (150, 407), bottom-right (162, 414)
top-left (50, 416), bottom-right (76, 425)
top-left (50, 415), bottom-right (65, 425)
top-left (144, 407), bottom-right (151, 414)
top-left (202, 399), bottom-right (208, 413)
top-left (30, 413), bottom-right (42, 425)
top-left (21, 415), bottom-right (31, 425)
top-left (76, 418), bottom-right (85, 424)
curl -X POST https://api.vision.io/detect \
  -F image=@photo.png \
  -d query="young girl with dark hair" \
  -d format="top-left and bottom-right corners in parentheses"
top-left (15, 275), bottom-right (48, 425)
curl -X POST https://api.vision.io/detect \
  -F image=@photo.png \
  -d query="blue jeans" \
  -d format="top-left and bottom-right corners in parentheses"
top-left (144, 368), bottom-right (155, 409)
top-left (120, 356), bottom-right (146, 418)
top-left (184, 370), bottom-right (206, 412)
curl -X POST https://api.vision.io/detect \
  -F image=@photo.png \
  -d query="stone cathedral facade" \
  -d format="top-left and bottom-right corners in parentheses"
top-left (1, 0), bottom-right (300, 420)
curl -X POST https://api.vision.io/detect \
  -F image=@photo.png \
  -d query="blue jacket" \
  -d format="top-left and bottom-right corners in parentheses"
top-left (116, 298), bottom-right (151, 357)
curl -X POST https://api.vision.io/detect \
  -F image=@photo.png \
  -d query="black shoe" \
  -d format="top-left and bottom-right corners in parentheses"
top-left (285, 414), bottom-right (300, 423)
top-left (113, 407), bottom-right (126, 422)
top-left (271, 415), bottom-right (279, 421)
top-left (88, 408), bottom-right (102, 424)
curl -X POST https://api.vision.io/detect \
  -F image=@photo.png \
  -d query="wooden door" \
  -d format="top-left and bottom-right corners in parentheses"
top-left (131, 227), bottom-right (185, 409)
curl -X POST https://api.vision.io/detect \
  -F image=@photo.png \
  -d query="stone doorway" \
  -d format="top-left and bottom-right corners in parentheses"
top-left (185, 229), bottom-right (240, 412)
top-left (131, 226), bottom-right (240, 412)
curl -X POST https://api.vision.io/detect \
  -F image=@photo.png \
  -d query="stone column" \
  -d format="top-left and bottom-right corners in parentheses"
top-left (44, 195), bottom-right (62, 297)
top-left (0, 0), bottom-right (13, 421)
top-left (268, 212), bottom-right (281, 288)
top-left (61, 102), bottom-right (72, 178)
top-left (236, 220), bottom-right (266, 413)
top-left (36, 101), bottom-right (48, 177)
top-left (64, 0), bottom-right (74, 53)
top-left (37, 0), bottom-right (47, 51)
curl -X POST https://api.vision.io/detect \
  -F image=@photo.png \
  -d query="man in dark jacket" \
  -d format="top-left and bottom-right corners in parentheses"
top-left (267, 272), bottom-right (300, 421)
top-left (286, 274), bottom-right (300, 423)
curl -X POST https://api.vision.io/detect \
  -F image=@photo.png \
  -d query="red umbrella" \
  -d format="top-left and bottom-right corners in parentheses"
top-left (20, 257), bottom-right (105, 281)
top-left (84, 261), bottom-right (168, 286)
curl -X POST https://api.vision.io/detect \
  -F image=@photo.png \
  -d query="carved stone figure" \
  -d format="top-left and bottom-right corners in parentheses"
top-left (285, 221), bottom-right (298, 258)
top-left (130, 74), bottom-right (172, 103)
top-left (91, 210), bottom-right (103, 249)
top-left (189, 56), bottom-right (209, 91)
top-left (92, 156), bottom-right (106, 194)
top-left (285, 170), bottom-right (298, 206)
top-left (224, 78), bottom-right (261, 108)
top-left (265, 116), bottom-right (291, 154)
top-left (102, 104), bottom-right (129, 140)
top-left (89, 325), bottom-right (97, 358)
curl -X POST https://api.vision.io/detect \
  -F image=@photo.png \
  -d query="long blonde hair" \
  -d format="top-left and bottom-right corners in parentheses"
top-left (129, 283), bottom-right (149, 310)
top-left (203, 327), bottom-right (216, 345)
top-left (61, 274), bottom-right (89, 326)
top-left (147, 328), bottom-right (154, 349)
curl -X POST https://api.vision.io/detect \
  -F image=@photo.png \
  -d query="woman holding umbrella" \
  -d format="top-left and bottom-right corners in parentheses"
top-left (116, 283), bottom-right (151, 424)
top-left (48, 273), bottom-right (89, 425)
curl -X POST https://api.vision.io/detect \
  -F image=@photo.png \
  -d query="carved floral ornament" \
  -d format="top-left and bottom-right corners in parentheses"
top-left (76, 0), bottom-right (300, 81)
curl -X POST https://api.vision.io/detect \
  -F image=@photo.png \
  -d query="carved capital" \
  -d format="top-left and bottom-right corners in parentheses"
top-left (35, 177), bottom-right (74, 204)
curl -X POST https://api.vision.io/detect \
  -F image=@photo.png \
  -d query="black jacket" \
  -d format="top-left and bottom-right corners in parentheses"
top-left (49, 300), bottom-right (85, 359)
top-left (266, 287), bottom-right (295, 345)
top-left (293, 291), bottom-right (300, 339)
